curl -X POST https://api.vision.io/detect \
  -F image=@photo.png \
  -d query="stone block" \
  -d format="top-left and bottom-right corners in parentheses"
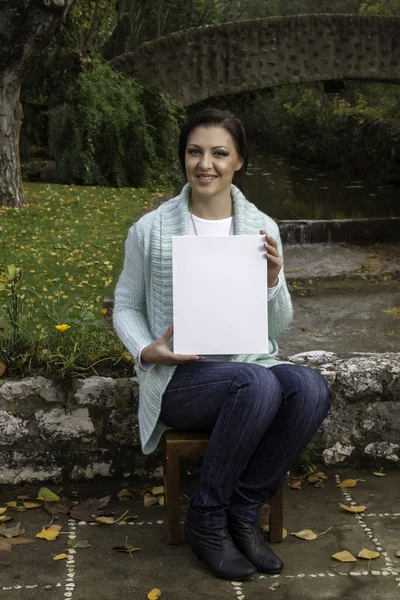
top-left (74, 376), bottom-right (117, 407)
top-left (0, 410), bottom-right (29, 446)
top-left (0, 376), bottom-right (59, 404)
top-left (35, 407), bottom-right (95, 440)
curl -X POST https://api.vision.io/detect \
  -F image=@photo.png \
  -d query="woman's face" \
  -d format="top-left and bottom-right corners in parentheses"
top-left (185, 125), bottom-right (243, 200)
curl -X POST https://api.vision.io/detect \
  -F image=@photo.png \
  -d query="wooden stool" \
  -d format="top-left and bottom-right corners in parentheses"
top-left (163, 430), bottom-right (283, 544)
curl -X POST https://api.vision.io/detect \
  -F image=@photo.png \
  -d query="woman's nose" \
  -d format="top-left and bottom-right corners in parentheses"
top-left (199, 153), bottom-right (213, 170)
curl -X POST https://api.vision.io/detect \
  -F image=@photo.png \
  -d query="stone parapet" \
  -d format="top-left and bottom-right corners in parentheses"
top-left (0, 352), bottom-right (399, 483)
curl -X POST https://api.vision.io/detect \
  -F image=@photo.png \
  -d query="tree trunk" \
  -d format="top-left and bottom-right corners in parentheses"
top-left (0, 0), bottom-right (75, 208)
top-left (0, 73), bottom-right (24, 207)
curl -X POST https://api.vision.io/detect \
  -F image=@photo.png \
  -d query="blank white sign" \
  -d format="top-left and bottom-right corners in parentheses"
top-left (172, 235), bottom-right (268, 355)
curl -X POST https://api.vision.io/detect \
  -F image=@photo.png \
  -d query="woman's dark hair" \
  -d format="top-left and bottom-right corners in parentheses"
top-left (178, 108), bottom-right (249, 193)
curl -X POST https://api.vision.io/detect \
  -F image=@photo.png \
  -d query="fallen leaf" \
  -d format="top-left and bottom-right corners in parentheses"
top-left (337, 479), bottom-right (365, 488)
top-left (158, 496), bottom-right (164, 507)
top-left (144, 493), bottom-right (158, 508)
top-left (0, 537), bottom-right (35, 552)
top-left (37, 488), bottom-right (61, 502)
top-left (0, 508), bottom-right (7, 515)
top-left (5, 502), bottom-right (17, 507)
top-left (314, 472), bottom-right (328, 480)
top-left (373, 472), bottom-right (386, 477)
top-left (0, 361), bottom-right (6, 377)
top-left (113, 536), bottom-right (140, 558)
top-left (147, 589), bottom-right (161, 600)
top-left (332, 550), bottom-right (357, 562)
top-left (70, 496), bottom-right (111, 522)
top-left (67, 539), bottom-right (91, 549)
top-left (17, 495), bottom-right (30, 500)
top-left (269, 582), bottom-right (280, 591)
top-left (44, 498), bottom-right (73, 515)
top-left (151, 486), bottom-right (164, 495)
top-left (122, 515), bottom-right (139, 522)
top-left (358, 548), bottom-right (380, 560)
top-left (23, 502), bottom-right (41, 509)
top-left (0, 524), bottom-right (23, 538)
top-left (52, 553), bottom-right (68, 561)
top-left (36, 524), bottom-right (62, 541)
top-left (94, 516), bottom-right (116, 525)
top-left (260, 525), bottom-right (288, 539)
top-left (117, 489), bottom-right (134, 500)
top-left (396, 550), bottom-right (400, 557)
top-left (339, 504), bottom-right (367, 513)
top-left (292, 529), bottom-right (318, 541)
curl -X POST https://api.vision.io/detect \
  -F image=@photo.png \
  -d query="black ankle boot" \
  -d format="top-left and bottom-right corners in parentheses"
top-left (227, 515), bottom-right (284, 574)
top-left (184, 520), bottom-right (257, 581)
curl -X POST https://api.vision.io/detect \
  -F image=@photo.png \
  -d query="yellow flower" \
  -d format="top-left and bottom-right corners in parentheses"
top-left (55, 324), bottom-right (71, 333)
top-left (101, 308), bottom-right (107, 317)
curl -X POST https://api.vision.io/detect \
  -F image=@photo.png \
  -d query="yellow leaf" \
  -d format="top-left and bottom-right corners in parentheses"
top-left (144, 493), bottom-right (158, 508)
top-left (260, 525), bottom-right (288, 539)
top-left (0, 508), bottom-right (7, 515)
top-left (339, 504), bottom-right (367, 513)
top-left (0, 362), bottom-right (6, 377)
top-left (36, 524), bottom-right (62, 541)
top-left (94, 516), bottom-right (115, 525)
top-left (269, 582), bottom-right (280, 591)
top-left (373, 472), bottom-right (386, 477)
top-left (358, 548), bottom-right (380, 560)
top-left (52, 553), bottom-right (68, 561)
top-left (396, 551), bottom-right (400, 557)
top-left (292, 529), bottom-right (318, 541)
top-left (147, 589), bottom-right (161, 600)
top-left (122, 351), bottom-right (133, 361)
top-left (336, 479), bottom-right (365, 488)
top-left (37, 487), bottom-right (60, 502)
top-left (5, 502), bottom-right (17, 507)
top-left (23, 502), bottom-right (41, 509)
top-left (151, 486), bottom-right (164, 496)
top-left (0, 516), bottom-right (7, 521)
top-left (332, 550), bottom-right (358, 562)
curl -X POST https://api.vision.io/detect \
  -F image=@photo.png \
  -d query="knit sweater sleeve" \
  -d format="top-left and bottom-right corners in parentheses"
top-left (267, 220), bottom-right (293, 339)
top-left (113, 223), bottom-right (155, 362)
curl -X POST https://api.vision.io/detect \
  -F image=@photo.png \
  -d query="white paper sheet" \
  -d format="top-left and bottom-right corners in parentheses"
top-left (172, 235), bottom-right (268, 354)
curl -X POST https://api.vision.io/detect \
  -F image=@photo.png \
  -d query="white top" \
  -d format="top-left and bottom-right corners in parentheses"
top-left (138, 213), bottom-right (282, 369)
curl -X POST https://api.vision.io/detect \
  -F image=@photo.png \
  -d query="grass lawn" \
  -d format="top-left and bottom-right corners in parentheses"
top-left (1, 183), bottom-right (158, 322)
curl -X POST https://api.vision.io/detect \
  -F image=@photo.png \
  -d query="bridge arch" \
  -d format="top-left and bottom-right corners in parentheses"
top-left (112, 14), bottom-right (400, 106)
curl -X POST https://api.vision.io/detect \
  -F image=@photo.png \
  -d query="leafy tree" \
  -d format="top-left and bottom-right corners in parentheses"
top-left (0, 0), bottom-right (75, 208)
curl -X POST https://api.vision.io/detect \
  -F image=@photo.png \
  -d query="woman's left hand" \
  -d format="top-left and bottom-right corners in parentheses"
top-left (260, 230), bottom-right (282, 288)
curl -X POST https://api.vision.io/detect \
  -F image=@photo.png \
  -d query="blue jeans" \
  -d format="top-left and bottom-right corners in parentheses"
top-left (160, 361), bottom-right (331, 529)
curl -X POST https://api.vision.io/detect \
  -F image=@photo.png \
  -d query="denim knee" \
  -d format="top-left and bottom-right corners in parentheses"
top-left (291, 365), bottom-right (331, 414)
top-left (229, 363), bottom-right (281, 413)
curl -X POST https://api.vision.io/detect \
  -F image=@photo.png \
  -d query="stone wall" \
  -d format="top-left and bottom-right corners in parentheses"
top-left (112, 15), bottom-right (400, 105)
top-left (0, 351), bottom-right (399, 484)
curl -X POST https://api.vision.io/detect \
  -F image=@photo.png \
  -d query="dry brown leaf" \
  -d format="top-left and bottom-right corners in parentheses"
top-left (314, 472), bottom-right (328, 479)
top-left (269, 582), bottom-right (280, 591)
top-left (151, 486), bottom-right (164, 495)
top-left (144, 493), bottom-right (158, 508)
top-left (147, 589), bottom-right (161, 600)
top-left (94, 516), bottom-right (116, 525)
top-left (373, 472), bottom-right (386, 477)
top-left (339, 504), bottom-right (367, 513)
top-left (36, 524), bottom-right (62, 541)
top-left (117, 489), bottom-right (134, 499)
top-left (52, 553), bottom-right (68, 561)
top-left (0, 523), bottom-right (23, 538)
top-left (288, 479), bottom-right (302, 490)
top-left (0, 361), bottom-right (6, 377)
top-left (337, 479), bottom-right (365, 488)
top-left (44, 497), bottom-right (73, 516)
top-left (0, 537), bottom-right (35, 552)
top-left (332, 550), bottom-right (357, 562)
top-left (292, 529), bottom-right (318, 541)
top-left (358, 548), bottom-right (380, 560)
top-left (69, 496), bottom-right (111, 522)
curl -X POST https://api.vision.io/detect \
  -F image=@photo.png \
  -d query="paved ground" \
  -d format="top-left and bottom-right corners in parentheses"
top-left (280, 242), bottom-right (400, 356)
top-left (1, 470), bottom-right (400, 600)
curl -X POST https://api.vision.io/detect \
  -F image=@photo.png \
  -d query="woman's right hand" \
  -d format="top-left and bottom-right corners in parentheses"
top-left (141, 324), bottom-right (203, 366)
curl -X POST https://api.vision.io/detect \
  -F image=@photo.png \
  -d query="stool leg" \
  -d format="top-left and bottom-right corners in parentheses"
top-left (269, 484), bottom-right (283, 543)
top-left (165, 445), bottom-right (182, 544)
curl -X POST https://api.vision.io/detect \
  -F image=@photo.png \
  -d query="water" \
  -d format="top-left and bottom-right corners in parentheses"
top-left (244, 153), bottom-right (399, 220)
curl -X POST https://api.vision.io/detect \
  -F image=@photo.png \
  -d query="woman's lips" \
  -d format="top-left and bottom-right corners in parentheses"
top-left (197, 175), bottom-right (218, 184)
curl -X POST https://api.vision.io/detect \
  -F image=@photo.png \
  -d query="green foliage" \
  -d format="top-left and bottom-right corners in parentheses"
top-left (359, 0), bottom-right (400, 15)
top-left (56, 61), bottom-right (183, 188)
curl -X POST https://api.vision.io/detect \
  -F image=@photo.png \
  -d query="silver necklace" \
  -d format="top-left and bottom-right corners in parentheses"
top-left (189, 208), bottom-right (234, 236)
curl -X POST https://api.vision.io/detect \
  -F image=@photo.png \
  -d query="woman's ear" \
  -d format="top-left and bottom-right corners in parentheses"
top-left (235, 158), bottom-right (244, 172)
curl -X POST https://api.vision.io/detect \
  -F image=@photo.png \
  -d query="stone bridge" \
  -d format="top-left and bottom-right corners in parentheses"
top-left (112, 14), bottom-right (400, 105)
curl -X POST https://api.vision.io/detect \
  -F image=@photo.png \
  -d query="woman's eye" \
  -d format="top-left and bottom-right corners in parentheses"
top-left (187, 149), bottom-right (199, 155)
top-left (215, 151), bottom-right (228, 157)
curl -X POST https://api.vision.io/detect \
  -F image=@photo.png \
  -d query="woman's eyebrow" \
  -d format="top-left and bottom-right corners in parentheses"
top-left (187, 144), bottom-right (229, 150)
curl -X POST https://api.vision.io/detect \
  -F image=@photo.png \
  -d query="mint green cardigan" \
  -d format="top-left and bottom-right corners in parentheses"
top-left (113, 183), bottom-right (293, 454)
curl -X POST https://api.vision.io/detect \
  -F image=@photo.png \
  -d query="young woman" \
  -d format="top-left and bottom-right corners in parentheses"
top-left (113, 108), bottom-right (331, 581)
